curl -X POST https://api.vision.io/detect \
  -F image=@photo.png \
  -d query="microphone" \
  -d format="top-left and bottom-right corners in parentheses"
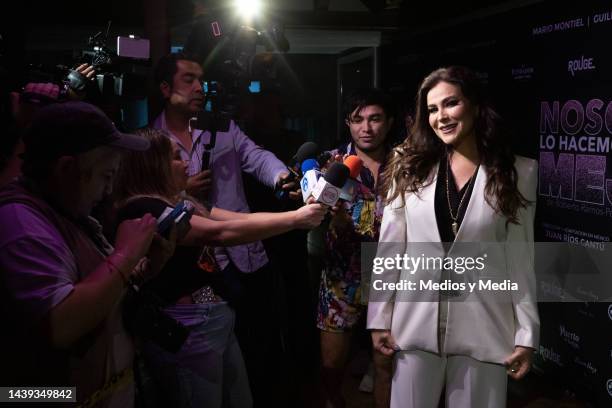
top-left (316, 151), bottom-right (332, 168)
top-left (340, 155), bottom-right (363, 202)
top-left (311, 162), bottom-right (350, 207)
top-left (300, 159), bottom-right (322, 202)
top-left (291, 142), bottom-right (319, 166)
top-left (275, 142), bottom-right (320, 200)
top-left (344, 155), bottom-right (362, 179)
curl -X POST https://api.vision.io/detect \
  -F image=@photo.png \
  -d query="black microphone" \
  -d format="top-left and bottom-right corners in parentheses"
top-left (275, 142), bottom-right (320, 199)
top-left (316, 151), bottom-right (332, 168)
top-left (291, 142), bottom-right (319, 166)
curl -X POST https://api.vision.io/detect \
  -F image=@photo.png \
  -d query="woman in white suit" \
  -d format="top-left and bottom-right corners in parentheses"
top-left (367, 66), bottom-right (539, 408)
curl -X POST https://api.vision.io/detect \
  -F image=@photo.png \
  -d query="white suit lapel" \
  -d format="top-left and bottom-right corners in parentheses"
top-left (452, 164), bottom-right (487, 243)
top-left (409, 163), bottom-right (443, 244)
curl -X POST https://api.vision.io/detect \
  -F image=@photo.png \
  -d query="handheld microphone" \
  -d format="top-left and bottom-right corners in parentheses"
top-left (300, 159), bottom-right (322, 202)
top-left (316, 151), bottom-right (332, 168)
top-left (344, 155), bottom-right (363, 179)
top-left (291, 142), bottom-right (319, 166)
top-left (275, 142), bottom-right (319, 200)
top-left (311, 162), bottom-right (350, 207)
top-left (340, 155), bottom-right (363, 202)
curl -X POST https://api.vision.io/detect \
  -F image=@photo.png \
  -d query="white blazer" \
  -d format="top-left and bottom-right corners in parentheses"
top-left (367, 156), bottom-right (540, 364)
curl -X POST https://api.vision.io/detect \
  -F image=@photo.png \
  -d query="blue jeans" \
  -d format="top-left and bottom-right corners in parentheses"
top-left (140, 302), bottom-right (252, 408)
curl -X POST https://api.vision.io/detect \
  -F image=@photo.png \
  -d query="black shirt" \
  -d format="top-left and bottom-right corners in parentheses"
top-left (434, 158), bottom-right (477, 244)
top-left (116, 197), bottom-right (225, 304)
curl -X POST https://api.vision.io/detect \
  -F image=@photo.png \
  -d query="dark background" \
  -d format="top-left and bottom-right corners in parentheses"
top-left (2, 1), bottom-right (611, 406)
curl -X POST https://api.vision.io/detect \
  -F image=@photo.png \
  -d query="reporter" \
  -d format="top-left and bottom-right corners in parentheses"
top-left (113, 127), bottom-right (326, 408)
top-left (0, 101), bottom-right (169, 408)
top-left (1, 64), bottom-right (97, 186)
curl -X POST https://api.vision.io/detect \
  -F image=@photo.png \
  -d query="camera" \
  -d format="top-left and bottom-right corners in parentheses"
top-left (123, 287), bottom-right (190, 353)
top-left (184, 9), bottom-right (289, 132)
top-left (78, 23), bottom-right (151, 100)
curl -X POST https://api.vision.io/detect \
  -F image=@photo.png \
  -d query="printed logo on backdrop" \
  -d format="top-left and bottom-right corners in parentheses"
top-left (538, 98), bottom-right (612, 235)
top-left (511, 66), bottom-right (534, 81)
top-left (538, 345), bottom-right (563, 367)
top-left (559, 325), bottom-right (581, 349)
top-left (532, 9), bottom-right (612, 37)
top-left (608, 304), bottom-right (612, 320)
top-left (568, 56), bottom-right (596, 76)
top-left (474, 70), bottom-right (489, 85)
top-left (532, 16), bottom-right (586, 36)
top-left (577, 303), bottom-right (595, 319)
top-left (573, 356), bottom-right (597, 375)
top-left (607, 378), bottom-right (612, 397)
top-left (539, 279), bottom-right (569, 300)
top-left (593, 11), bottom-right (612, 25)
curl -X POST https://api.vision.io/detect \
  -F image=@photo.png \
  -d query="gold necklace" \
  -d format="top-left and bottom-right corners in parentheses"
top-left (445, 156), bottom-right (478, 236)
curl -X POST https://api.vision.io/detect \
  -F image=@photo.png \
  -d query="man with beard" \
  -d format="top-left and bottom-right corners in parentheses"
top-left (152, 52), bottom-right (299, 405)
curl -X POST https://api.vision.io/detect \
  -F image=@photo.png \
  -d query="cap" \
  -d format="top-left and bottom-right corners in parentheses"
top-left (23, 101), bottom-right (149, 158)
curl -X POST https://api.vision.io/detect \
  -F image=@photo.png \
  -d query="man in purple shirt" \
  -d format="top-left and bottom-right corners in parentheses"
top-left (152, 52), bottom-right (298, 405)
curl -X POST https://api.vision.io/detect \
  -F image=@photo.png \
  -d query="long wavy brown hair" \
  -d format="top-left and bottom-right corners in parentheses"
top-left (113, 128), bottom-right (182, 206)
top-left (382, 66), bottom-right (527, 224)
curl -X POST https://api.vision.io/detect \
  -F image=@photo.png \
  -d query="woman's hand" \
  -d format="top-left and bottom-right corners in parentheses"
top-left (504, 345), bottom-right (533, 380)
top-left (292, 203), bottom-right (328, 229)
top-left (371, 329), bottom-right (399, 357)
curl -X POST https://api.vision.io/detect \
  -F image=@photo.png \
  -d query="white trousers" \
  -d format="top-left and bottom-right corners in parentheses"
top-left (391, 350), bottom-right (507, 408)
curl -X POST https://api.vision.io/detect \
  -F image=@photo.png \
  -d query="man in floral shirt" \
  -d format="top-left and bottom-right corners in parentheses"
top-left (317, 88), bottom-right (396, 408)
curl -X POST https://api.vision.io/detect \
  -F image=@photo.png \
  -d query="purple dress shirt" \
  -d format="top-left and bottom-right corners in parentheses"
top-left (153, 112), bottom-right (287, 273)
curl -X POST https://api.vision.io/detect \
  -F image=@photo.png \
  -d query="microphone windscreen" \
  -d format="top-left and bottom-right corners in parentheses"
top-left (317, 151), bottom-right (332, 167)
top-left (301, 159), bottom-right (319, 173)
top-left (293, 142), bottom-right (319, 163)
top-left (343, 155), bottom-right (363, 179)
top-left (324, 163), bottom-right (350, 188)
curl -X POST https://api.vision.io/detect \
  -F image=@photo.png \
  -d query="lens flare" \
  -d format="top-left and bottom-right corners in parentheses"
top-left (234, 0), bottom-right (262, 22)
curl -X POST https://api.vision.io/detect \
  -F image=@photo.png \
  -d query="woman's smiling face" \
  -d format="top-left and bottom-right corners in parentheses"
top-left (426, 80), bottom-right (478, 149)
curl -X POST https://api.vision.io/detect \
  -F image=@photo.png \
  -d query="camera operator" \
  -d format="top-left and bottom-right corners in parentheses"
top-left (0, 64), bottom-right (97, 187)
top-left (0, 101), bottom-right (175, 407)
top-left (152, 52), bottom-right (299, 405)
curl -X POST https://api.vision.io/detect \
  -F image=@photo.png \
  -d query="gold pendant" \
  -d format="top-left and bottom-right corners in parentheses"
top-left (452, 222), bottom-right (458, 236)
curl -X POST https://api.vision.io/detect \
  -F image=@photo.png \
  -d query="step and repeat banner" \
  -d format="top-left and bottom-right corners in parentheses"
top-left (383, 2), bottom-right (612, 405)
top-left (523, 8), bottom-right (612, 407)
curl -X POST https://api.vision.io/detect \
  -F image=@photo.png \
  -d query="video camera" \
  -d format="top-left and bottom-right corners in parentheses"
top-left (15, 21), bottom-right (150, 104)
top-left (185, 8), bottom-right (289, 132)
top-left (69, 21), bottom-right (150, 100)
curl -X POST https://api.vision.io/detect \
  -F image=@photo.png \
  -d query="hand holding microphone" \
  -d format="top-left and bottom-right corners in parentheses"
top-left (275, 141), bottom-right (319, 200)
top-left (186, 170), bottom-right (212, 198)
top-left (292, 202), bottom-right (328, 229)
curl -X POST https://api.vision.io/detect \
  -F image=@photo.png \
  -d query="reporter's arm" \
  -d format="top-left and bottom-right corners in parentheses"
top-left (181, 204), bottom-right (327, 246)
top-left (208, 206), bottom-right (249, 221)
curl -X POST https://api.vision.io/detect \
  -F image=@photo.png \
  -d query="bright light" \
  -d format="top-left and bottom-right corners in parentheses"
top-left (234, 0), bottom-right (262, 22)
